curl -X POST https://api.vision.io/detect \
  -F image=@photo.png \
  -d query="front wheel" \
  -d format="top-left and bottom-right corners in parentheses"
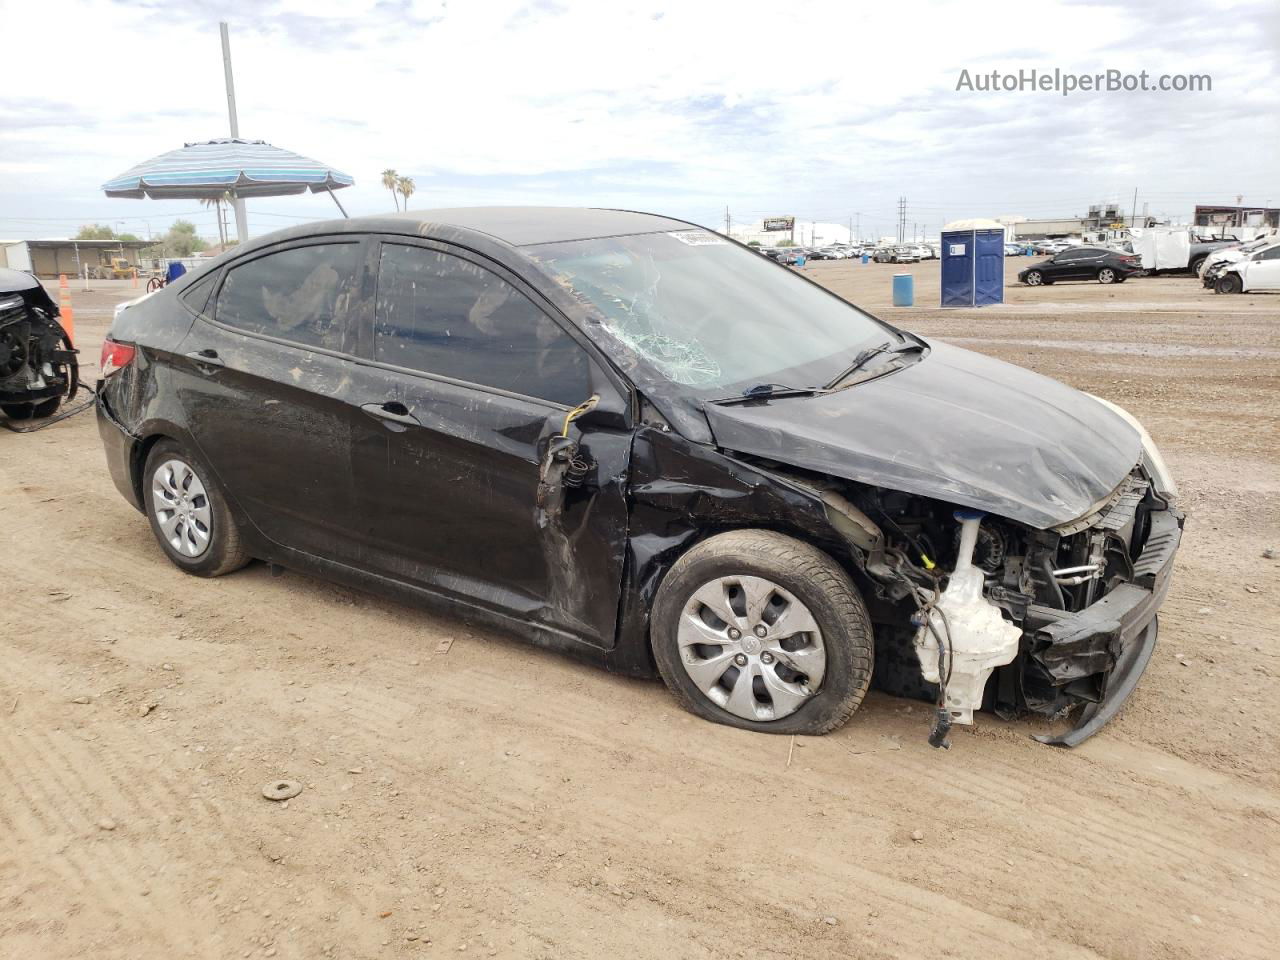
top-left (1024, 270), bottom-right (1044, 286)
top-left (1098, 268), bottom-right (1117, 284)
top-left (142, 439), bottom-right (251, 577)
top-left (651, 530), bottom-right (874, 735)
top-left (1215, 274), bottom-right (1243, 295)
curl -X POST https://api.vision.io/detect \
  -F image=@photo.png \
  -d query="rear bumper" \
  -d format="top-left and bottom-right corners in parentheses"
top-left (96, 386), bottom-right (143, 512)
top-left (1023, 505), bottom-right (1183, 746)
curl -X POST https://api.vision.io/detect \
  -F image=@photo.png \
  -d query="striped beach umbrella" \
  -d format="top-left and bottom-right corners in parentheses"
top-left (102, 138), bottom-right (354, 240)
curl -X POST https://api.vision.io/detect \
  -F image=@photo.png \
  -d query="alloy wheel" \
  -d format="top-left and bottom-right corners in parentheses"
top-left (151, 458), bottom-right (213, 558)
top-left (677, 575), bottom-right (826, 722)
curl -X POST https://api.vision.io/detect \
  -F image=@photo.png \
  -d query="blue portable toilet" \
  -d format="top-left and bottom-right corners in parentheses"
top-left (940, 219), bottom-right (1006, 307)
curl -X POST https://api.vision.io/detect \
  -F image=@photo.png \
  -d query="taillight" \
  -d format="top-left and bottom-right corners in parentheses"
top-left (100, 338), bottom-right (136, 378)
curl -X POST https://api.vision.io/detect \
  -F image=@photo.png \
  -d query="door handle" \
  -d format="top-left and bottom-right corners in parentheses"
top-left (185, 349), bottom-right (225, 372)
top-left (361, 401), bottom-right (421, 429)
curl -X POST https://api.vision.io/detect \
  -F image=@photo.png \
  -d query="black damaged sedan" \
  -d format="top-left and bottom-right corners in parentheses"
top-left (97, 208), bottom-right (1182, 747)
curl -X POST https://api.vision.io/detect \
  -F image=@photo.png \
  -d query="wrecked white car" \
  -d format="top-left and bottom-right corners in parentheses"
top-left (1209, 238), bottom-right (1280, 293)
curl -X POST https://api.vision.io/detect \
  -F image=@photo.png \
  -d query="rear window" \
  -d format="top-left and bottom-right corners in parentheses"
top-left (180, 272), bottom-right (217, 315)
top-left (215, 242), bottom-right (362, 352)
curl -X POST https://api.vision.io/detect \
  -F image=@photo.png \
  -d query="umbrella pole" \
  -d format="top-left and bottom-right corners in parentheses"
top-left (231, 195), bottom-right (249, 243)
top-left (326, 187), bottom-right (349, 219)
top-left (221, 23), bottom-right (250, 243)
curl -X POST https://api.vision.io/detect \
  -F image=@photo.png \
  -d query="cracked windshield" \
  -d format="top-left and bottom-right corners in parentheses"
top-left (526, 230), bottom-right (891, 395)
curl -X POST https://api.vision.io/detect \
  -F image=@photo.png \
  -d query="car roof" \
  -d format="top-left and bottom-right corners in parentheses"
top-left (254, 206), bottom-right (701, 252)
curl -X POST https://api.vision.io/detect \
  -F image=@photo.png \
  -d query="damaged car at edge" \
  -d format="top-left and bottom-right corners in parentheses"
top-left (95, 208), bottom-right (1183, 747)
top-left (1, 267), bottom-right (79, 422)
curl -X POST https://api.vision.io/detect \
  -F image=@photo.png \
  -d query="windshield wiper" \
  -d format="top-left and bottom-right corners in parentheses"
top-left (824, 339), bottom-right (925, 390)
top-left (709, 383), bottom-right (827, 405)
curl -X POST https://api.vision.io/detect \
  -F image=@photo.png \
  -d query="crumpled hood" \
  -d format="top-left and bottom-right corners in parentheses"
top-left (703, 339), bottom-right (1142, 529)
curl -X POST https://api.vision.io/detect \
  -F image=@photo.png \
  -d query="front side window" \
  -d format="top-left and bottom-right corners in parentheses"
top-left (373, 244), bottom-right (591, 406)
top-left (215, 242), bottom-right (362, 352)
top-left (524, 230), bottom-right (893, 395)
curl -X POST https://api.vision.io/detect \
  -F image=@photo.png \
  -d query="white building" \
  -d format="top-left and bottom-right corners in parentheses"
top-left (730, 220), bottom-right (855, 247)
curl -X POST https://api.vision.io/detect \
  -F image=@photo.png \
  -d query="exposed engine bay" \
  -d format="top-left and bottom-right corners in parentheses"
top-left (0, 269), bottom-right (79, 423)
top-left (804, 466), bottom-right (1182, 748)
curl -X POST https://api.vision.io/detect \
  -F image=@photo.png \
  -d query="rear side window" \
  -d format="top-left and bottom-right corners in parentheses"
top-left (215, 242), bottom-right (362, 352)
top-left (180, 272), bottom-right (217, 315)
top-left (373, 244), bottom-right (590, 406)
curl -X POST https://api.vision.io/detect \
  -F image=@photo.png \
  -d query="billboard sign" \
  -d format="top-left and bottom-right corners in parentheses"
top-left (762, 217), bottom-right (794, 233)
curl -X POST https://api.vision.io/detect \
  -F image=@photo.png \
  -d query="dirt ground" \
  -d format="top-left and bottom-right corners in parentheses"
top-left (2, 260), bottom-right (1278, 960)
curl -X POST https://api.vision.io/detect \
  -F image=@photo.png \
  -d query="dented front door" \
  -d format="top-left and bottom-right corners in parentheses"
top-left (351, 238), bottom-right (633, 646)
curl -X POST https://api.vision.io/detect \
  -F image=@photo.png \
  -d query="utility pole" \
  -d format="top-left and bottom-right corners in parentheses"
top-left (1130, 187), bottom-right (1138, 229)
top-left (897, 196), bottom-right (907, 244)
top-left (724, 205), bottom-right (730, 237)
top-left (855, 212), bottom-right (860, 242)
top-left (220, 22), bottom-right (249, 243)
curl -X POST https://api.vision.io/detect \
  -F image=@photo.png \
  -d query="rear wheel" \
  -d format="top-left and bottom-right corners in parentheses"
top-left (1098, 267), bottom-right (1117, 284)
top-left (651, 530), bottom-right (874, 735)
top-left (1216, 274), bottom-right (1243, 295)
top-left (1024, 270), bottom-right (1044, 286)
top-left (142, 439), bottom-right (250, 577)
top-left (1190, 255), bottom-right (1207, 276)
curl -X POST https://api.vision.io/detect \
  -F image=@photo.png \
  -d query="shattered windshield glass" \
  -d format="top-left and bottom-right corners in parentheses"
top-left (524, 230), bottom-right (892, 396)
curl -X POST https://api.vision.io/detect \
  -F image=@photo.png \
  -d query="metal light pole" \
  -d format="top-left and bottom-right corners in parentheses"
top-left (220, 22), bottom-right (249, 243)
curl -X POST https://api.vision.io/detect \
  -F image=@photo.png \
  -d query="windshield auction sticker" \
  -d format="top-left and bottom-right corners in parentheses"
top-left (668, 230), bottom-right (726, 246)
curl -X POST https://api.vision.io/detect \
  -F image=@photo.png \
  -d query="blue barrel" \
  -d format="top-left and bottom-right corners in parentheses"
top-left (861, 253), bottom-right (869, 264)
top-left (892, 273), bottom-right (914, 306)
top-left (795, 255), bottom-right (807, 268)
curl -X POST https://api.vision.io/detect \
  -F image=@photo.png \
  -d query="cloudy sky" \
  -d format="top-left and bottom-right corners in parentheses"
top-left (1, 0), bottom-right (1276, 243)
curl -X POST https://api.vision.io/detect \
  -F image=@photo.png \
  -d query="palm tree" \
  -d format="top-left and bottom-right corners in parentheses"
top-left (382, 169), bottom-right (400, 211)
top-left (397, 175), bottom-right (416, 211)
top-left (199, 192), bottom-right (233, 249)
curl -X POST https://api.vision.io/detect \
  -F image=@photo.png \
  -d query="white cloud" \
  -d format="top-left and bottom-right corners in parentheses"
top-left (0, 0), bottom-right (1275, 241)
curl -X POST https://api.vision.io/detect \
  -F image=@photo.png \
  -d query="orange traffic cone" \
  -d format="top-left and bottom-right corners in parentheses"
top-left (57, 274), bottom-right (76, 347)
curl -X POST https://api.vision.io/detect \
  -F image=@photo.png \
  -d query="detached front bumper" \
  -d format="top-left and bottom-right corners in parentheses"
top-left (1022, 505), bottom-right (1183, 746)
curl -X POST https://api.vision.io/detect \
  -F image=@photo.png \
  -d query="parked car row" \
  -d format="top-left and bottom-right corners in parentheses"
top-left (872, 243), bottom-right (937, 263)
top-left (758, 242), bottom-right (948, 265)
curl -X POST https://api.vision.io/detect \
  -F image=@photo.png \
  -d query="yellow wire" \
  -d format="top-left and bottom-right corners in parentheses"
top-left (561, 394), bottom-right (600, 437)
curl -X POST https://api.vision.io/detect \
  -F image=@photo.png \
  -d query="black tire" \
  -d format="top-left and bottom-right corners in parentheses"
top-left (1024, 270), bottom-right (1044, 286)
top-left (651, 529), bottom-right (874, 735)
top-left (1189, 256), bottom-right (1207, 276)
top-left (1098, 267), bottom-right (1117, 284)
top-left (1215, 274), bottom-right (1243, 295)
top-left (142, 438), bottom-right (250, 577)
